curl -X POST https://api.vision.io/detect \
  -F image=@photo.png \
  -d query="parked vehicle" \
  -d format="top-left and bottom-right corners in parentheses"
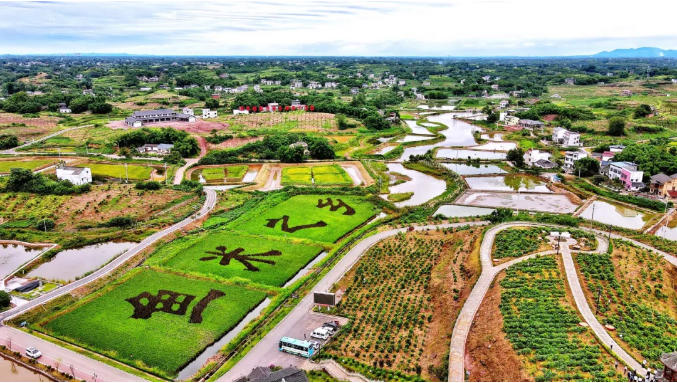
top-left (322, 321), bottom-right (339, 332)
top-left (310, 327), bottom-right (331, 340)
top-left (279, 337), bottom-right (315, 358)
top-left (25, 347), bottom-right (42, 359)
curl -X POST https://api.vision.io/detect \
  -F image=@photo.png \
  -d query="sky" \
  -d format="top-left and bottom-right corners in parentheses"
top-left (1, 0), bottom-right (677, 57)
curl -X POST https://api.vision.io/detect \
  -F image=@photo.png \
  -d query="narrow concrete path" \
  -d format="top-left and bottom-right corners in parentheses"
top-left (1, 125), bottom-right (92, 155)
top-left (560, 239), bottom-right (646, 376)
top-left (219, 221), bottom-right (490, 382)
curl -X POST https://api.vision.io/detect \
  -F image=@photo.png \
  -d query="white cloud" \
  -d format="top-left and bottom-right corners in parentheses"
top-left (0, 0), bottom-right (676, 56)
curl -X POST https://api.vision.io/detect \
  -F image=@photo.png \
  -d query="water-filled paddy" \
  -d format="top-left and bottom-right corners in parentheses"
top-left (382, 163), bottom-right (446, 207)
top-left (440, 163), bottom-right (506, 175)
top-left (28, 242), bottom-right (135, 281)
top-left (396, 135), bottom-right (436, 143)
top-left (465, 175), bottom-right (551, 193)
top-left (579, 200), bottom-right (654, 230)
top-left (399, 112), bottom-right (478, 161)
top-left (0, 243), bottom-right (46, 279)
top-left (404, 120), bottom-right (434, 135)
top-left (436, 149), bottom-right (506, 160)
top-left (434, 205), bottom-right (495, 218)
top-left (456, 191), bottom-right (578, 213)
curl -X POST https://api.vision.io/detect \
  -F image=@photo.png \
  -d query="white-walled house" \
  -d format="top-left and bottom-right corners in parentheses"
top-left (59, 107), bottom-right (72, 114)
top-left (136, 143), bottom-right (174, 155)
top-left (182, 107), bottom-right (194, 116)
top-left (564, 150), bottom-right (588, 170)
top-left (203, 109), bottom-right (218, 119)
top-left (552, 127), bottom-right (581, 146)
top-left (233, 109), bottom-right (249, 115)
top-left (524, 149), bottom-right (552, 167)
top-left (56, 166), bottom-right (92, 185)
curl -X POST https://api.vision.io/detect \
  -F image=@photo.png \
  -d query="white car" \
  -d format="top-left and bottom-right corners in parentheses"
top-left (25, 347), bottom-right (42, 359)
top-left (310, 327), bottom-right (331, 340)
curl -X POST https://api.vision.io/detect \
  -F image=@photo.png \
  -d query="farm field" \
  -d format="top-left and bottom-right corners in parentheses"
top-left (41, 268), bottom-right (267, 378)
top-left (0, 113), bottom-right (62, 141)
top-left (321, 227), bottom-right (483, 381)
top-left (18, 125), bottom-right (123, 154)
top-left (0, 158), bottom-right (54, 173)
top-left (280, 164), bottom-right (352, 186)
top-left (150, 231), bottom-right (323, 287)
top-left (230, 194), bottom-right (379, 243)
top-left (488, 255), bottom-right (621, 381)
top-left (80, 162), bottom-right (153, 180)
top-left (0, 184), bottom-right (196, 230)
top-left (492, 227), bottom-right (596, 262)
top-left (575, 239), bottom-right (677, 370)
top-left (201, 167), bottom-right (225, 182)
top-left (226, 165), bottom-right (248, 181)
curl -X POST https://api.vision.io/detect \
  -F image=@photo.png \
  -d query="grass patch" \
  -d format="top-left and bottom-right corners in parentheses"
top-left (202, 168), bottom-right (225, 181)
top-left (42, 268), bottom-right (267, 378)
top-left (387, 192), bottom-right (413, 202)
top-left (281, 167), bottom-right (312, 186)
top-left (226, 165), bottom-right (248, 181)
top-left (311, 165), bottom-right (353, 186)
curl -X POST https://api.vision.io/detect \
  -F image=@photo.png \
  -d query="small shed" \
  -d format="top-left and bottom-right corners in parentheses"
top-left (661, 352), bottom-right (677, 381)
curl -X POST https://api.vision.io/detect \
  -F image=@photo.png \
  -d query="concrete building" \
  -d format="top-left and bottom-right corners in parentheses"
top-left (564, 150), bottom-right (588, 170)
top-left (649, 173), bottom-right (677, 198)
top-left (519, 119), bottom-right (545, 130)
top-left (523, 149), bottom-right (552, 167)
top-left (552, 127), bottom-right (581, 146)
top-left (202, 109), bottom-right (218, 119)
top-left (182, 107), bottom-right (194, 116)
top-left (125, 109), bottom-right (195, 127)
top-left (504, 115), bottom-right (520, 126)
top-left (136, 143), bottom-right (174, 155)
top-left (56, 166), bottom-right (92, 185)
top-left (608, 161), bottom-right (644, 191)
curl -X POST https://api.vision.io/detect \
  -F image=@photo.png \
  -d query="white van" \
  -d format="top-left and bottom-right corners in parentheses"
top-left (310, 327), bottom-right (331, 340)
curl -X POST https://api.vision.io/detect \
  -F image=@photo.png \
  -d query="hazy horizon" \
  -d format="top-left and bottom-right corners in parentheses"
top-left (2, 0), bottom-right (677, 57)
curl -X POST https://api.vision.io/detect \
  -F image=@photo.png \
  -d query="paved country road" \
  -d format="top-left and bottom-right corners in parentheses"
top-left (0, 189), bottom-right (217, 381)
top-left (447, 222), bottom-right (667, 382)
top-left (219, 221), bottom-right (490, 382)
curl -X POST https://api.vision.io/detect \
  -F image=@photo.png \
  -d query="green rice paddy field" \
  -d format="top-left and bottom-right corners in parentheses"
top-left (82, 162), bottom-right (152, 180)
top-left (280, 164), bottom-right (352, 186)
top-left (42, 269), bottom-right (266, 378)
top-left (0, 159), bottom-right (53, 173)
top-left (230, 194), bottom-right (379, 243)
top-left (149, 231), bottom-right (323, 287)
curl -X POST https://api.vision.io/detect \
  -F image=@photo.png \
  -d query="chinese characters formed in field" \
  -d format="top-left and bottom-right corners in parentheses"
top-left (126, 289), bottom-right (225, 324)
top-left (263, 198), bottom-right (357, 233)
top-left (200, 245), bottom-right (282, 271)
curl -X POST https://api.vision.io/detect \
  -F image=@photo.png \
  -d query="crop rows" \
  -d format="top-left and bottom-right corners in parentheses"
top-left (500, 255), bottom-right (620, 381)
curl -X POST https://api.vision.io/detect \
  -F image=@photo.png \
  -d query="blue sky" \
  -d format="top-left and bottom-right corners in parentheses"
top-left (1, 0), bottom-right (676, 56)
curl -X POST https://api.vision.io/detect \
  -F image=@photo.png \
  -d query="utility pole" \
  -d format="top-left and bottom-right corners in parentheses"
top-left (556, 233), bottom-right (561, 255)
top-left (595, 286), bottom-right (602, 315)
top-left (125, 162), bottom-right (128, 183)
top-left (164, 163), bottom-right (168, 185)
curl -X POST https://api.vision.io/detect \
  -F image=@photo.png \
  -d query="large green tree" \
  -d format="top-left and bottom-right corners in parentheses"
top-left (608, 117), bottom-right (626, 136)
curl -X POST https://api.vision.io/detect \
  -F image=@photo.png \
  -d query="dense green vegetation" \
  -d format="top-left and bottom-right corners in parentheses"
top-left (500, 255), bottom-right (621, 381)
top-left (575, 239), bottom-right (677, 369)
top-left (115, 127), bottom-right (200, 157)
top-left (4, 168), bottom-right (90, 195)
top-left (199, 133), bottom-right (335, 164)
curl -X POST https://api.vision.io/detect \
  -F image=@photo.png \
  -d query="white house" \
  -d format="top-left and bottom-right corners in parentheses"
top-left (203, 109), bottom-right (218, 119)
top-left (398, 80), bottom-right (406, 86)
top-left (499, 100), bottom-right (509, 108)
top-left (136, 143), bottom-right (174, 155)
top-left (491, 84), bottom-right (499, 90)
top-left (182, 107), bottom-right (194, 116)
top-left (56, 166), bottom-right (92, 185)
top-left (609, 145), bottom-right (626, 153)
top-left (564, 150), bottom-right (588, 170)
top-left (233, 109), bottom-right (249, 115)
top-left (523, 149), bottom-right (552, 167)
top-left (552, 127), bottom-right (581, 146)
top-left (324, 82), bottom-right (338, 89)
top-left (59, 107), bottom-right (72, 114)
top-left (422, 81), bottom-right (431, 86)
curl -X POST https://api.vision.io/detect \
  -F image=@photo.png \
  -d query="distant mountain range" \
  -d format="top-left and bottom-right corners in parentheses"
top-left (591, 47), bottom-right (677, 58)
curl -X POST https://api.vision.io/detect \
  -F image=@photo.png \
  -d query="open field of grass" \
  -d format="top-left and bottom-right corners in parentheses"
top-left (0, 159), bottom-right (54, 173)
top-left (230, 194), bottom-right (379, 244)
top-left (81, 162), bottom-right (153, 180)
top-left (18, 126), bottom-right (124, 154)
top-left (42, 268), bottom-right (267, 378)
top-left (150, 231), bottom-right (323, 287)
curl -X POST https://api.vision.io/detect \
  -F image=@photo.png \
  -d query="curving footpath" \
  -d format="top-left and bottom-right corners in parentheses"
top-left (219, 221), bottom-right (490, 382)
top-left (447, 222), bottom-right (671, 381)
top-left (1, 125), bottom-right (92, 155)
top-left (0, 189), bottom-right (217, 381)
